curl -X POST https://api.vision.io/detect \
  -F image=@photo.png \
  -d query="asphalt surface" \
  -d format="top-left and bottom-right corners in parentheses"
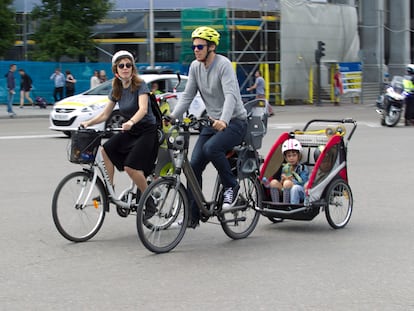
top-left (3, 99), bottom-right (414, 310)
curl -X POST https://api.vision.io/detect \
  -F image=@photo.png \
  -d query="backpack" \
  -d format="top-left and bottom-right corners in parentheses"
top-left (35, 96), bottom-right (47, 109)
top-left (149, 92), bottom-right (164, 145)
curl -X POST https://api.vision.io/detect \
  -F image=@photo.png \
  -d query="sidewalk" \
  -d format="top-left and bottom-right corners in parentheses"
top-left (0, 104), bottom-right (51, 119)
top-left (0, 99), bottom-right (375, 120)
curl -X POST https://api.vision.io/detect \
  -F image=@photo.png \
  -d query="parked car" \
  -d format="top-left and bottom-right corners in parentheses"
top-left (49, 73), bottom-right (206, 136)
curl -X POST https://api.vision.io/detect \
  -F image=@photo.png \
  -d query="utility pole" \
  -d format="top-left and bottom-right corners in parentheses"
top-left (149, 0), bottom-right (155, 68)
top-left (315, 41), bottom-right (326, 105)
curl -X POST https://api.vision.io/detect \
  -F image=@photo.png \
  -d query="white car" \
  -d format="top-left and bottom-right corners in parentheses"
top-left (49, 73), bottom-right (206, 136)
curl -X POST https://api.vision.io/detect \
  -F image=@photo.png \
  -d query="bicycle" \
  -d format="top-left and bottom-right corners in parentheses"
top-left (51, 128), bottom-right (165, 242)
top-left (135, 99), bottom-right (267, 253)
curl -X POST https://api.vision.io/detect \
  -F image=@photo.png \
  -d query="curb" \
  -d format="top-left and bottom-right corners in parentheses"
top-left (0, 105), bottom-right (51, 120)
top-left (0, 114), bottom-right (50, 120)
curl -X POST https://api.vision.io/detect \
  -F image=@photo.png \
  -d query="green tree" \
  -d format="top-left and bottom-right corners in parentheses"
top-left (0, 0), bottom-right (18, 58)
top-left (31, 0), bottom-right (113, 61)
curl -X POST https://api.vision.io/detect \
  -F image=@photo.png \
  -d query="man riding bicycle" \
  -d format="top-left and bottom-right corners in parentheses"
top-left (169, 26), bottom-right (248, 228)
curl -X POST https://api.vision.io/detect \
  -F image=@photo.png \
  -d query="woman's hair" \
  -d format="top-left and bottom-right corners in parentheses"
top-left (111, 56), bottom-right (143, 101)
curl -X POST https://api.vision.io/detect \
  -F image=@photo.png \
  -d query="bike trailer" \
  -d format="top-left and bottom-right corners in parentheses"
top-left (259, 119), bottom-right (357, 223)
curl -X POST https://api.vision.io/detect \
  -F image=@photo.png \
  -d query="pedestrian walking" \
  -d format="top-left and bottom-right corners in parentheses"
top-left (247, 70), bottom-right (274, 116)
top-left (18, 69), bottom-right (34, 108)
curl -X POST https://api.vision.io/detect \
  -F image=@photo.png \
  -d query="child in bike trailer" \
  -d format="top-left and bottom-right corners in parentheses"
top-left (81, 50), bottom-right (158, 213)
top-left (268, 139), bottom-right (309, 204)
top-left (169, 26), bottom-right (248, 228)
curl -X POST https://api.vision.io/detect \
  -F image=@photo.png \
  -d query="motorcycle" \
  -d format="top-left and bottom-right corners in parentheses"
top-left (376, 76), bottom-right (405, 127)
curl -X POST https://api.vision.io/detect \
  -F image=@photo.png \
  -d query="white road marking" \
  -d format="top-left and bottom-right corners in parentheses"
top-left (0, 134), bottom-right (63, 140)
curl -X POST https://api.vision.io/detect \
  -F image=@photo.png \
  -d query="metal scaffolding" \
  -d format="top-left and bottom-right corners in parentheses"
top-left (227, 4), bottom-right (281, 104)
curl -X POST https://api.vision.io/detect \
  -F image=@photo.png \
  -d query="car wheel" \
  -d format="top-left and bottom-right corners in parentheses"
top-left (105, 110), bottom-right (126, 134)
top-left (63, 131), bottom-right (72, 137)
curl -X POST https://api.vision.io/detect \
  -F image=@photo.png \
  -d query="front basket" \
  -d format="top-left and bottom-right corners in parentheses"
top-left (69, 130), bottom-right (101, 164)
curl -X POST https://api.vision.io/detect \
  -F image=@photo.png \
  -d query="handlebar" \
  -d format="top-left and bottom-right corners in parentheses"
top-left (76, 127), bottom-right (123, 134)
top-left (164, 115), bottom-right (212, 132)
top-left (302, 118), bottom-right (358, 141)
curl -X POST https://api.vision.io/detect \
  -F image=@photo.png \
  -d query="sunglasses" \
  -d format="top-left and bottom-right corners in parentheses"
top-left (118, 63), bottom-right (133, 69)
top-left (191, 44), bottom-right (207, 51)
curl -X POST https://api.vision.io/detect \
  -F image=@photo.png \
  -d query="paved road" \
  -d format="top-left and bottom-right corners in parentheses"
top-left (0, 103), bottom-right (413, 310)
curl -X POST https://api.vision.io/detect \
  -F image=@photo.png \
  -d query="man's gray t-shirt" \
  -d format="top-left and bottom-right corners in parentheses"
top-left (255, 76), bottom-right (265, 96)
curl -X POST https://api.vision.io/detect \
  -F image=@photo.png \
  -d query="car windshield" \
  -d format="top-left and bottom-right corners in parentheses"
top-left (83, 75), bottom-right (188, 96)
top-left (85, 80), bottom-right (113, 96)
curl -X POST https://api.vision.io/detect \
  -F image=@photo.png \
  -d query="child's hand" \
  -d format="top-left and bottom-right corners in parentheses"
top-left (281, 174), bottom-right (292, 183)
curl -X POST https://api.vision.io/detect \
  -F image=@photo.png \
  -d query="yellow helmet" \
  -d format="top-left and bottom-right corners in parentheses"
top-left (191, 26), bottom-right (220, 46)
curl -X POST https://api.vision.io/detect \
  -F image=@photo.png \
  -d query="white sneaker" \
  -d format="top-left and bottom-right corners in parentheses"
top-left (222, 184), bottom-right (240, 211)
top-left (170, 218), bottom-right (199, 229)
top-left (170, 218), bottom-right (183, 229)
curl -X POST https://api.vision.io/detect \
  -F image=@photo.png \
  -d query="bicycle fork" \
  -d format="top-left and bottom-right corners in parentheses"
top-left (76, 168), bottom-right (100, 210)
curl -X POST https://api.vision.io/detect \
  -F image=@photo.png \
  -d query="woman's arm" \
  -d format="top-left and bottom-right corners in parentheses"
top-left (122, 93), bottom-right (149, 131)
top-left (81, 100), bottom-right (115, 128)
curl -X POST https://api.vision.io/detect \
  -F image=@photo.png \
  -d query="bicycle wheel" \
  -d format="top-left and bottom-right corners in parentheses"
top-left (52, 171), bottom-right (107, 242)
top-left (136, 178), bottom-right (189, 254)
top-left (220, 176), bottom-right (261, 240)
top-left (324, 179), bottom-right (353, 229)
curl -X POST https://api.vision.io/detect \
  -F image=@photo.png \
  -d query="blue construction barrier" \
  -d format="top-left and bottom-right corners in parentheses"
top-left (0, 61), bottom-right (183, 105)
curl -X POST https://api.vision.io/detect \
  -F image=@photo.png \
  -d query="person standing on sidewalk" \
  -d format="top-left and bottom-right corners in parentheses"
top-left (65, 70), bottom-right (77, 97)
top-left (18, 69), bottom-right (34, 108)
top-left (247, 70), bottom-right (274, 116)
top-left (90, 70), bottom-right (101, 89)
top-left (50, 68), bottom-right (65, 103)
top-left (5, 64), bottom-right (17, 117)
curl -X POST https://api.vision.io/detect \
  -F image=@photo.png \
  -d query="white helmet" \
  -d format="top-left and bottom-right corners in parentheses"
top-left (407, 64), bottom-right (414, 75)
top-left (112, 50), bottom-right (134, 65)
top-left (282, 138), bottom-right (302, 154)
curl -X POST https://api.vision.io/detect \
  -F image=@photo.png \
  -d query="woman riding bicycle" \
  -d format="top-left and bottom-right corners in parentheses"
top-left (80, 50), bottom-right (158, 209)
top-left (169, 26), bottom-right (248, 228)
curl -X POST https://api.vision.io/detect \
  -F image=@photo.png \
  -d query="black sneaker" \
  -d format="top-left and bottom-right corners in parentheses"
top-left (187, 219), bottom-right (199, 229)
top-left (222, 184), bottom-right (240, 211)
top-left (144, 196), bottom-right (158, 220)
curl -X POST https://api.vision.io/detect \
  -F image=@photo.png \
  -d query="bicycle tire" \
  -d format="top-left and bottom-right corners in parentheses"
top-left (52, 171), bottom-right (107, 242)
top-left (324, 179), bottom-right (353, 229)
top-left (220, 176), bottom-right (261, 240)
top-left (136, 178), bottom-right (189, 254)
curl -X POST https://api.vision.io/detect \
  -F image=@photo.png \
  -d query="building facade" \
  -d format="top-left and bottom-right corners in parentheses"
top-left (8, 0), bottom-right (414, 101)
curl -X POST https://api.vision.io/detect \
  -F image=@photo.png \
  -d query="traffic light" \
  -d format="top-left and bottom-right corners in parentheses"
top-left (318, 41), bottom-right (326, 58)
